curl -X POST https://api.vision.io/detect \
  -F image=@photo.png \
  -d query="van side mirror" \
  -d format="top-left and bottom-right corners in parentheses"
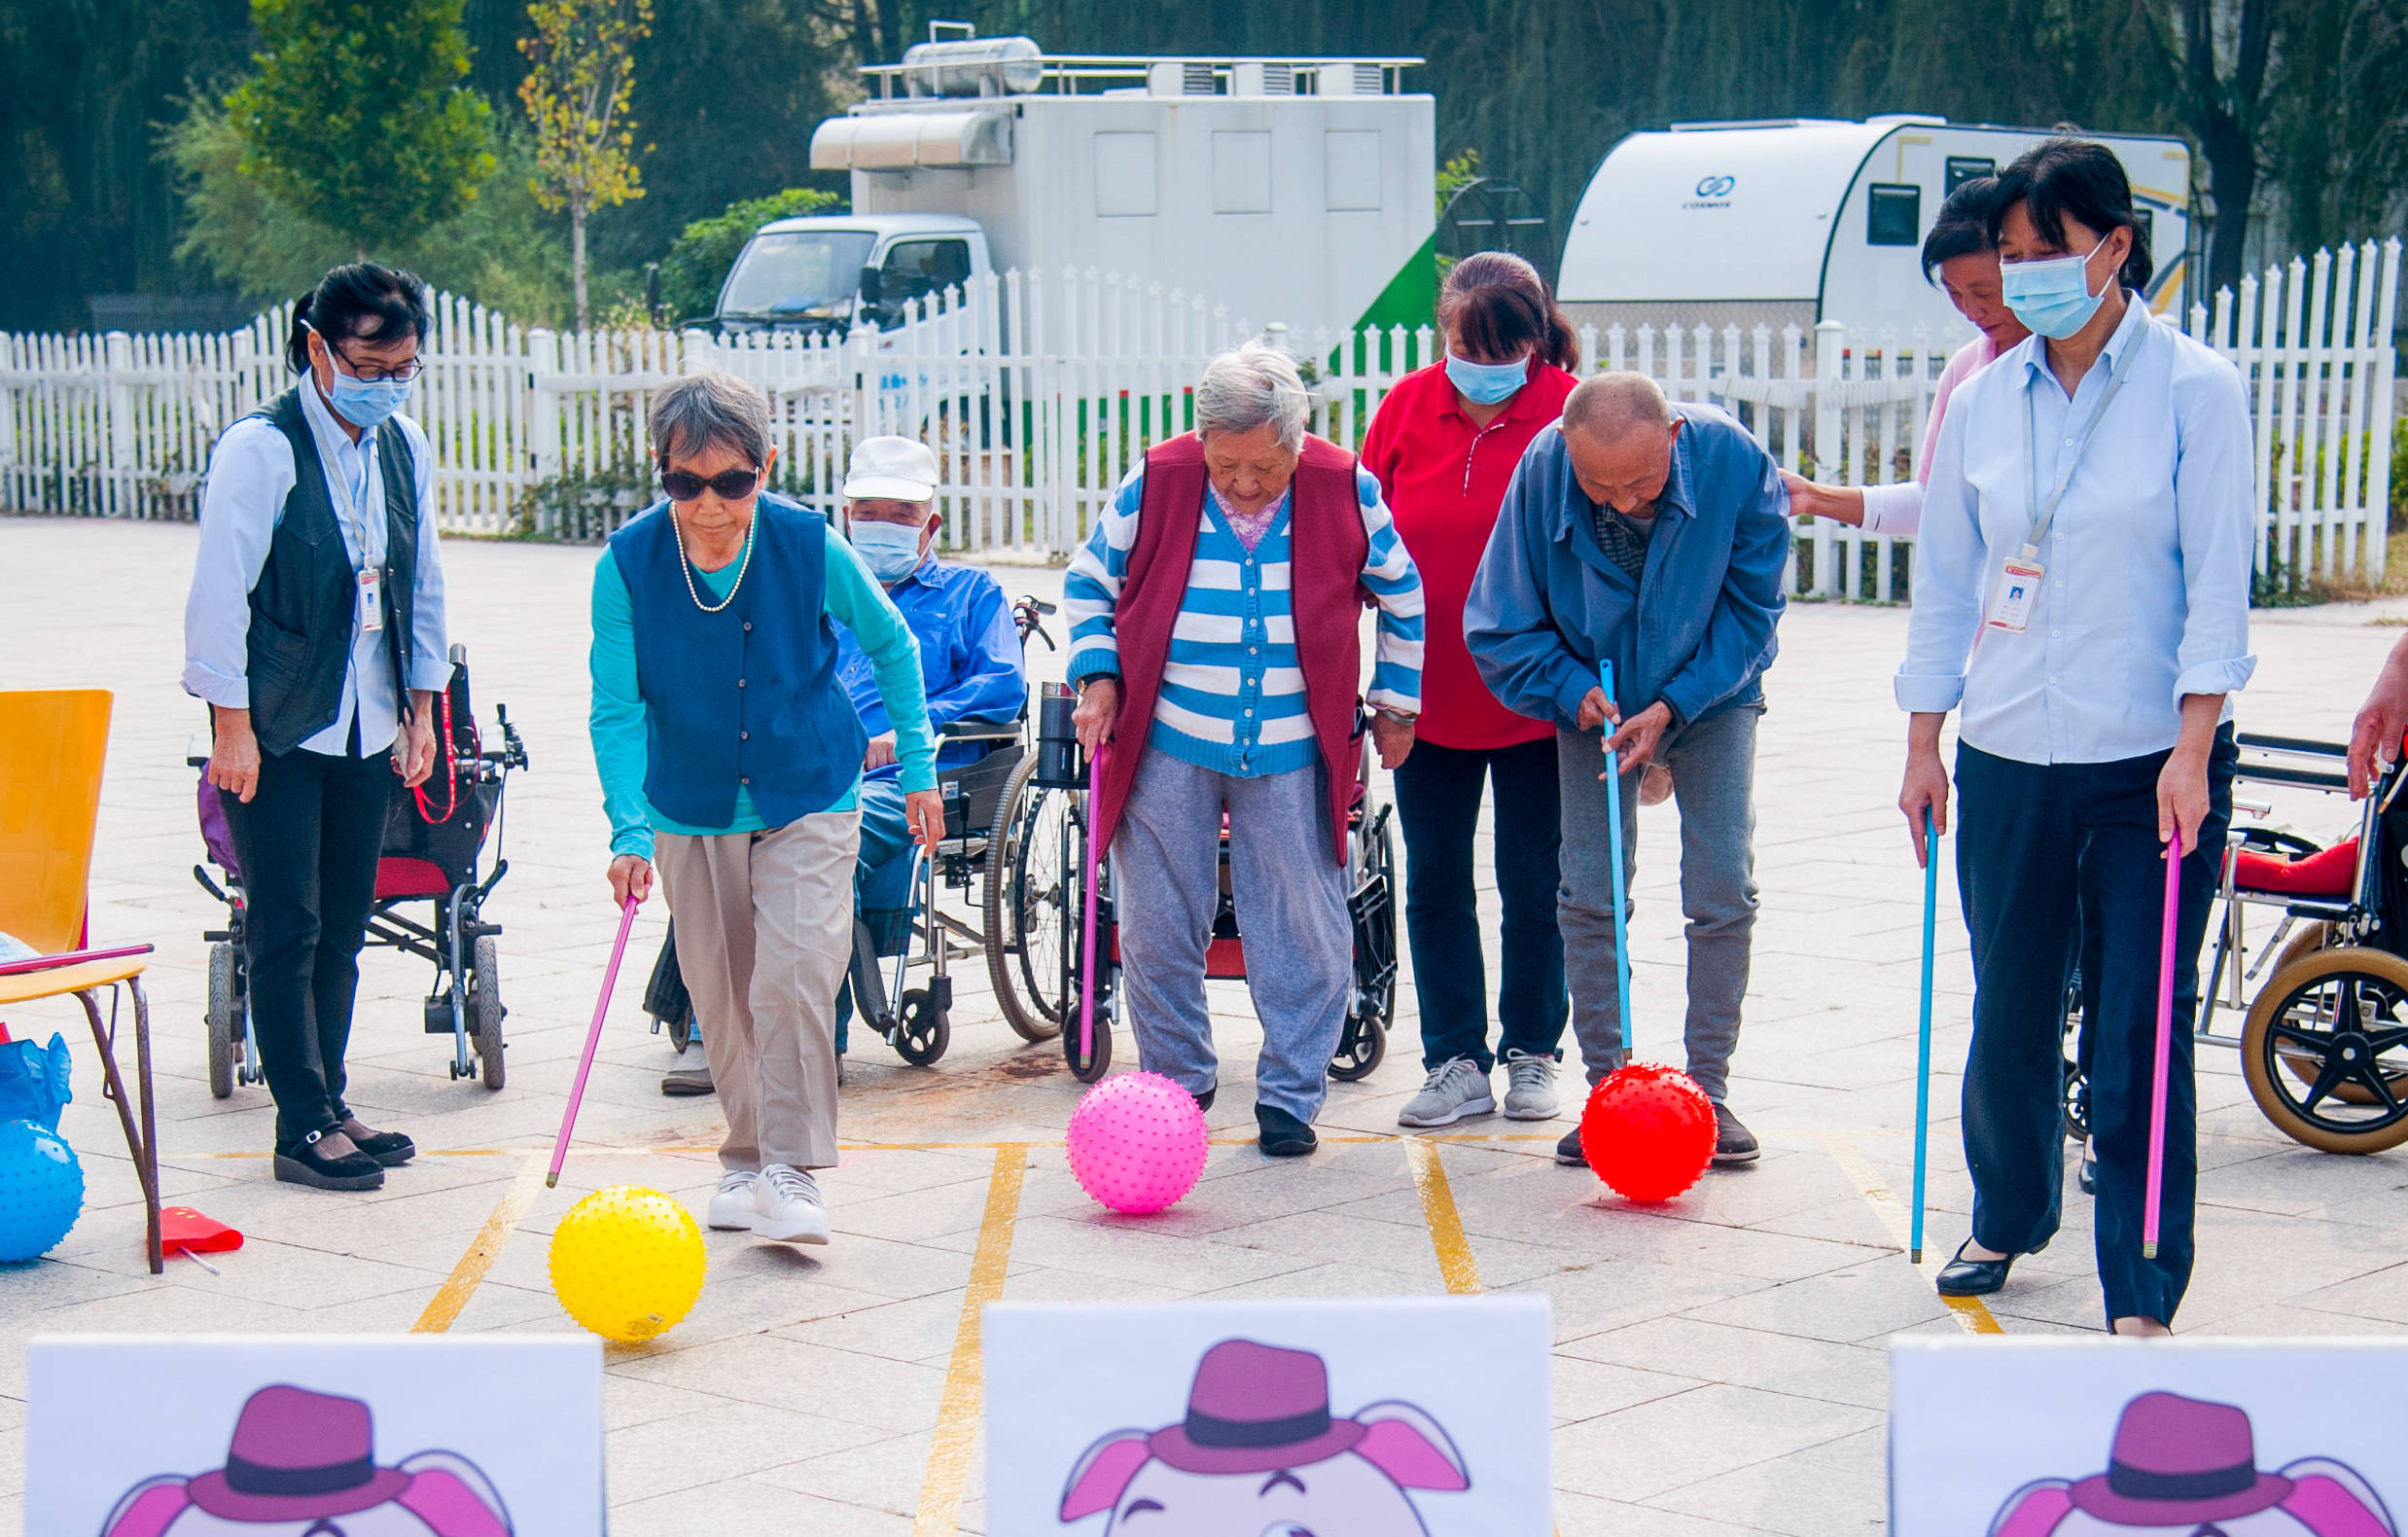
top-left (858, 266), bottom-right (882, 305)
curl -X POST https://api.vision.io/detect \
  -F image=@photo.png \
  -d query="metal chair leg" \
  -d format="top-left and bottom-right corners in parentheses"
top-left (80, 982), bottom-right (162, 1273)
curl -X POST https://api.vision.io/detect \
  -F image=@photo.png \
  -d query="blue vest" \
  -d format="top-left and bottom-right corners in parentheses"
top-left (608, 495), bottom-right (866, 829)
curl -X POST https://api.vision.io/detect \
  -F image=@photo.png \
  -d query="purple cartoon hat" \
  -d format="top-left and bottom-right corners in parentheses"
top-left (2068, 1392), bottom-right (2294, 1524)
top-left (184, 1385), bottom-right (413, 1521)
top-left (1144, 1340), bottom-right (1371, 1476)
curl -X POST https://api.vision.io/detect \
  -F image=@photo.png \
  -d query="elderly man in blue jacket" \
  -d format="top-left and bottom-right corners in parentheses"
top-left (1467, 372), bottom-right (1788, 1168)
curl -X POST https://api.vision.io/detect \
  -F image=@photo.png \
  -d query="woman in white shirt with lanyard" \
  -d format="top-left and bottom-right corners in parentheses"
top-left (1895, 140), bottom-right (2254, 1335)
top-left (184, 263), bottom-right (451, 1194)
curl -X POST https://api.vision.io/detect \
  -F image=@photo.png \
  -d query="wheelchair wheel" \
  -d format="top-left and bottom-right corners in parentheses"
top-left (205, 941), bottom-right (238, 1100)
top-left (1331, 811), bottom-right (1398, 1083)
top-left (987, 754), bottom-right (1071, 1042)
top-left (1329, 1012), bottom-right (1387, 1082)
top-left (666, 1009), bottom-right (692, 1055)
top-left (1063, 1007), bottom-right (1113, 1082)
top-left (2241, 946), bottom-right (2408, 1153)
top-left (893, 987), bottom-right (950, 1066)
top-left (470, 935), bottom-right (506, 1090)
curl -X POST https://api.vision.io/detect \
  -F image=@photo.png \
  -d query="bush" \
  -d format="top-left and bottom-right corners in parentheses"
top-left (655, 187), bottom-right (840, 326)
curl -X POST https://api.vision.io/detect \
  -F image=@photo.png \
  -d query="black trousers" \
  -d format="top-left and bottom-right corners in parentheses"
top-left (222, 740), bottom-right (393, 1149)
top-left (1393, 736), bottom-right (1567, 1071)
top-left (1955, 726), bottom-right (2236, 1325)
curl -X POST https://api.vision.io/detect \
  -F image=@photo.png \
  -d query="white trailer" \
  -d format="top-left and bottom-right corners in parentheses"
top-left (1554, 116), bottom-right (2193, 341)
top-left (802, 37), bottom-right (1437, 342)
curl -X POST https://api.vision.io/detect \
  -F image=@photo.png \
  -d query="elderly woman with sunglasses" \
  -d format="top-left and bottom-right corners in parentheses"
top-left (589, 371), bottom-right (942, 1247)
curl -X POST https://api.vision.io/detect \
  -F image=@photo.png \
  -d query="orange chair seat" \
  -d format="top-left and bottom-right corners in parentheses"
top-left (0, 955), bottom-right (147, 1006)
top-left (2234, 838), bottom-right (2359, 898)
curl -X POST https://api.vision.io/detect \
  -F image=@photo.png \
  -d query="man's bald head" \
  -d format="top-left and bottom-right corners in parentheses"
top-left (1561, 372), bottom-right (1682, 516)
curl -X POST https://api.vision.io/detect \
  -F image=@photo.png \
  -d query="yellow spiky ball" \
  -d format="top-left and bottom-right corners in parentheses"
top-left (548, 1184), bottom-right (706, 1342)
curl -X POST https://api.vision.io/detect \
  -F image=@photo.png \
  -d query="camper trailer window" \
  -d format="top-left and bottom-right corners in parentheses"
top-left (881, 239), bottom-right (975, 308)
top-left (1945, 156), bottom-right (1995, 194)
top-left (721, 231), bottom-right (878, 320)
top-left (1867, 184), bottom-right (1921, 246)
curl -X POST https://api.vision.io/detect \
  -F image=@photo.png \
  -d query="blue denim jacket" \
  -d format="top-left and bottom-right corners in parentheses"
top-left (1465, 403), bottom-right (1789, 729)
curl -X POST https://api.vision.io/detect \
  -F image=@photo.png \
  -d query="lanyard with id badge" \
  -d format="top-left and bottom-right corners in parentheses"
top-left (325, 434), bottom-right (386, 635)
top-left (1985, 322), bottom-right (2149, 634)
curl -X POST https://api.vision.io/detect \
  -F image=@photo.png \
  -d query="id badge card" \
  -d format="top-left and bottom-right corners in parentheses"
top-left (1985, 555), bottom-right (2044, 633)
top-left (357, 568), bottom-right (384, 633)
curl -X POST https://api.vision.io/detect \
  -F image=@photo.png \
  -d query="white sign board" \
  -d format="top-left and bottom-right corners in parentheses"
top-left (985, 1296), bottom-right (1552, 1536)
top-left (1892, 1338), bottom-right (2407, 1535)
top-left (26, 1334), bottom-right (604, 1536)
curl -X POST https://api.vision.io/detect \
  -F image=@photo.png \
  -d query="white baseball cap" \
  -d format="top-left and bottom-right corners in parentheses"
top-left (842, 436), bottom-right (939, 502)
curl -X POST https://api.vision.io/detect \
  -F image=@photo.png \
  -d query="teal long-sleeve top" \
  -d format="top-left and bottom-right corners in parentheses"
top-left (590, 518), bottom-right (938, 860)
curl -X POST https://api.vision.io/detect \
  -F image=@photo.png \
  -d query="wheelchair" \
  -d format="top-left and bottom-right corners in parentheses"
top-left (2058, 733), bottom-right (2408, 1158)
top-left (190, 647), bottom-right (530, 1094)
top-left (1003, 683), bottom-right (1400, 1085)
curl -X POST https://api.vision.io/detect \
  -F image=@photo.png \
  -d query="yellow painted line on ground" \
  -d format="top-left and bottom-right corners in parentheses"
top-left (1817, 1133), bottom-right (2002, 1336)
top-left (199, 1131), bottom-right (1574, 1160)
top-left (1404, 1138), bottom-right (1484, 1295)
top-left (412, 1150), bottom-right (550, 1334)
top-left (914, 1144), bottom-right (1029, 1537)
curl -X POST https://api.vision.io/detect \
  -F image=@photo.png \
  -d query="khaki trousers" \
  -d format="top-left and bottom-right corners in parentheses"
top-left (655, 810), bottom-right (859, 1171)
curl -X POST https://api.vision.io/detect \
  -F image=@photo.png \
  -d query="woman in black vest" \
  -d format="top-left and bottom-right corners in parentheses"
top-left (183, 263), bottom-right (452, 1192)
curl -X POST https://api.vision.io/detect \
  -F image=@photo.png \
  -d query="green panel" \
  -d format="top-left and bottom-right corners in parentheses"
top-left (1349, 232), bottom-right (1440, 340)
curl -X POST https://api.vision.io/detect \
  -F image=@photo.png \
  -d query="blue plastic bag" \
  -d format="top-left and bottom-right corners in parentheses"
top-left (0, 1034), bottom-right (73, 1133)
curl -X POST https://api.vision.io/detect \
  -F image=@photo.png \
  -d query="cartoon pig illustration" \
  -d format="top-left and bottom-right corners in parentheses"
top-left (98, 1385), bottom-right (513, 1536)
top-left (1988, 1391), bottom-right (2396, 1537)
top-left (1059, 1339), bottom-right (1469, 1535)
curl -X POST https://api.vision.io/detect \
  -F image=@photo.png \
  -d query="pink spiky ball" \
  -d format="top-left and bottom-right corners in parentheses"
top-left (1578, 1061), bottom-right (1717, 1203)
top-left (1067, 1071), bottom-right (1209, 1214)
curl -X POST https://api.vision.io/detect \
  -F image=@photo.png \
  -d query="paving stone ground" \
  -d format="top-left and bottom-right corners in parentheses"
top-left (3, 513), bottom-right (2405, 1534)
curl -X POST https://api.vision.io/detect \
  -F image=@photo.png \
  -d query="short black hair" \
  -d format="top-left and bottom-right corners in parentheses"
top-left (1921, 175), bottom-right (2001, 284)
top-left (1990, 138), bottom-right (2153, 293)
top-left (285, 262), bottom-right (432, 375)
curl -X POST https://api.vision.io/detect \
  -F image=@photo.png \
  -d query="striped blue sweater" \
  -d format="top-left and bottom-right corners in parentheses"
top-left (1064, 461), bottom-right (1424, 778)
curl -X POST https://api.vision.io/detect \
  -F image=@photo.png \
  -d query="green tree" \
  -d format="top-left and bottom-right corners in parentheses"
top-left (226, 0), bottom-right (496, 255)
top-left (519, 0), bottom-right (652, 329)
top-left (655, 186), bottom-right (839, 324)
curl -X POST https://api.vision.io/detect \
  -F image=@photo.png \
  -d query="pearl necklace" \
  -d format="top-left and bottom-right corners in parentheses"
top-left (669, 508), bottom-right (753, 613)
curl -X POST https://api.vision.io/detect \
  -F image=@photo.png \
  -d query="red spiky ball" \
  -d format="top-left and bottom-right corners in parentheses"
top-left (1578, 1062), bottom-right (1717, 1203)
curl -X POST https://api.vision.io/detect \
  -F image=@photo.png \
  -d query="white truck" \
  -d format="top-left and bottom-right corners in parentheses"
top-left (711, 34), bottom-right (1437, 343)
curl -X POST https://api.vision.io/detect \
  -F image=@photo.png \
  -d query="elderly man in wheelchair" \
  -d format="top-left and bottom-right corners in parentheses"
top-left (655, 435), bottom-right (1025, 1091)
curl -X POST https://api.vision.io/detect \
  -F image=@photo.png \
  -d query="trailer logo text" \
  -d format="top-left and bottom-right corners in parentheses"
top-left (1685, 174), bottom-right (1737, 208)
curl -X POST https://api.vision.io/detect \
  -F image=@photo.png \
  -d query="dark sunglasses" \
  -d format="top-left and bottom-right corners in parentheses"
top-left (659, 464), bottom-right (761, 502)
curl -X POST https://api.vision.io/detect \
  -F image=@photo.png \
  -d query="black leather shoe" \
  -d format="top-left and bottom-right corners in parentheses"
top-left (1193, 1086), bottom-right (1217, 1114)
top-left (341, 1121), bottom-right (415, 1167)
top-left (1711, 1102), bottom-right (1760, 1165)
top-left (1935, 1238), bottom-right (2037, 1297)
top-left (273, 1132), bottom-right (385, 1192)
top-left (2077, 1146), bottom-right (2098, 1196)
top-left (1256, 1105), bottom-right (1317, 1158)
top-left (1555, 1127), bottom-right (1589, 1166)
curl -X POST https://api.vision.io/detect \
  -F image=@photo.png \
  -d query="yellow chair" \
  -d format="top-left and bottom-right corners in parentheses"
top-left (0, 690), bottom-right (160, 1273)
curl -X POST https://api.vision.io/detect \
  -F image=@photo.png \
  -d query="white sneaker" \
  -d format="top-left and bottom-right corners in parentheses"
top-left (752, 1163), bottom-right (832, 1245)
top-left (705, 1170), bottom-right (758, 1231)
top-left (1397, 1057), bottom-right (1495, 1128)
top-left (1501, 1052), bottom-right (1560, 1121)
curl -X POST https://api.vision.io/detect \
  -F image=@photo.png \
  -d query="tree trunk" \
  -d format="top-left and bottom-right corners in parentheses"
top-left (2200, 125), bottom-right (2258, 302)
top-left (572, 200), bottom-right (589, 332)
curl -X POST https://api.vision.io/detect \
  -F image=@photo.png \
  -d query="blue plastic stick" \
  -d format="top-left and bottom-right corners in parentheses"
top-left (1600, 662), bottom-right (1635, 1057)
top-left (1911, 807), bottom-right (1938, 1263)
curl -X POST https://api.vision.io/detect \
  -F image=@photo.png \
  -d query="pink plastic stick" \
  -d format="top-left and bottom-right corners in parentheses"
top-left (549, 894), bottom-right (640, 1189)
top-left (2143, 836), bottom-right (2183, 1259)
top-left (1079, 752), bottom-right (1103, 1061)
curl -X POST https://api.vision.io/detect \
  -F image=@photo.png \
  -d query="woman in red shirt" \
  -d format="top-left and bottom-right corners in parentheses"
top-left (1363, 252), bottom-right (1580, 1129)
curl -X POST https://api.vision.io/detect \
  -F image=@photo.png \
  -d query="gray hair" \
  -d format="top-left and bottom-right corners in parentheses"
top-left (1194, 341), bottom-right (1310, 452)
top-left (650, 370), bottom-right (772, 467)
top-left (1562, 372), bottom-right (1671, 443)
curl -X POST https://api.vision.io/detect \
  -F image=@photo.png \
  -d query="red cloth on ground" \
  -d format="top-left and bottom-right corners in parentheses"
top-left (1361, 360), bottom-right (1577, 751)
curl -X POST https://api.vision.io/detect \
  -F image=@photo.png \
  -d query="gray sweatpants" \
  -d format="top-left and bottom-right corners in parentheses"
top-left (1558, 702), bottom-right (1761, 1102)
top-left (1112, 751), bottom-right (1351, 1123)
top-left (655, 810), bottom-right (859, 1171)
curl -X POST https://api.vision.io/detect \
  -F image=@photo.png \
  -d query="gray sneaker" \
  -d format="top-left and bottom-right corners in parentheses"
top-left (661, 1040), bottom-right (714, 1096)
top-left (1397, 1057), bottom-right (1495, 1128)
top-left (1500, 1051), bottom-right (1559, 1121)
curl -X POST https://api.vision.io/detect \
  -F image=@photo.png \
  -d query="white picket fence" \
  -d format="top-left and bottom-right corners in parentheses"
top-left (2, 242), bottom-right (2396, 600)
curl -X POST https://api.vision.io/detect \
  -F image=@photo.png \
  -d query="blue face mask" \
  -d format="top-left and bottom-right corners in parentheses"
top-left (1444, 350), bottom-right (1529, 407)
top-left (1999, 234), bottom-right (2111, 340)
top-left (849, 518), bottom-right (927, 581)
top-left (324, 369), bottom-right (412, 432)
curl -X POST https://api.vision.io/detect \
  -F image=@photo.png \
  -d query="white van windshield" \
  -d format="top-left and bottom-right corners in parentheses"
top-left (720, 231), bottom-right (878, 318)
